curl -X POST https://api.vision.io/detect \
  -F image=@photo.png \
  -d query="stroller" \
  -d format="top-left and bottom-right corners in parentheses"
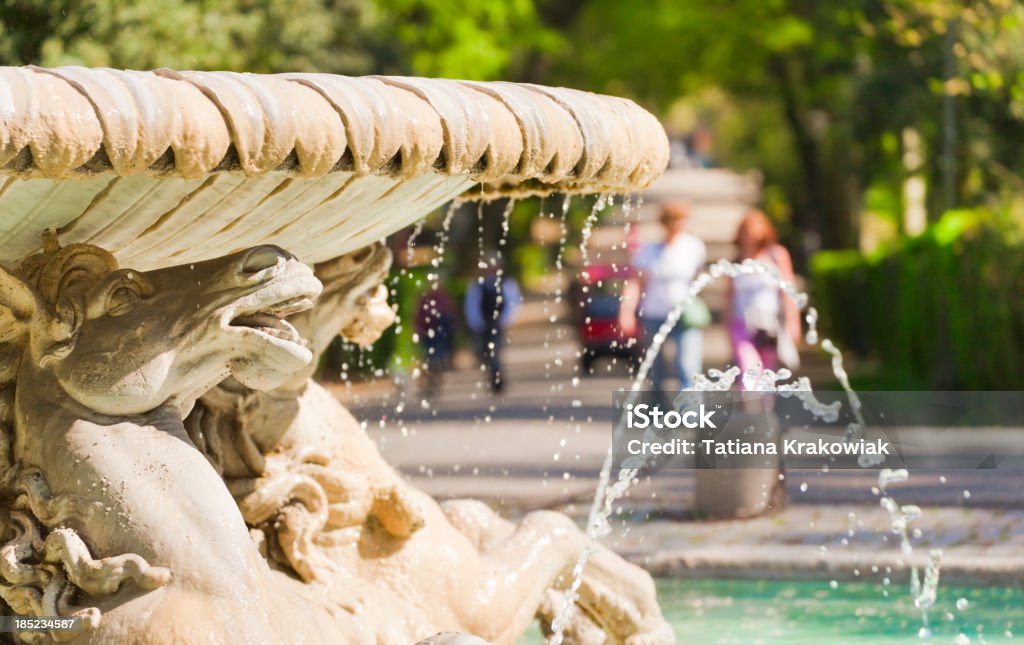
top-left (570, 263), bottom-right (641, 374)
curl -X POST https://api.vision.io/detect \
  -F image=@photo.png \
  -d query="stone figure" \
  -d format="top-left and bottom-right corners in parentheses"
top-left (0, 235), bottom-right (671, 644)
top-left (186, 243), bottom-right (674, 644)
top-left (0, 239), bottom-right (349, 643)
top-left (0, 65), bottom-right (676, 645)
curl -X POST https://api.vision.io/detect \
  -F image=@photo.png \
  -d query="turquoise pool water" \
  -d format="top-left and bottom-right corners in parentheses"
top-left (519, 579), bottom-right (1022, 643)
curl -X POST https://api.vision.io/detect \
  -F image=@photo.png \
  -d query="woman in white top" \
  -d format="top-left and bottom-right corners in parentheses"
top-left (619, 202), bottom-right (706, 390)
top-left (726, 209), bottom-right (801, 381)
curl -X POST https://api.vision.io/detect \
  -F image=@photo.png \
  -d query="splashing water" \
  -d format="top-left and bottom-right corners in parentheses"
top-left (619, 193), bottom-right (637, 252)
top-left (411, 200), bottom-right (462, 399)
top-left (476, 194), bottom-right (486, 268)
top-left (429, 200), bottom-right (460, 290)
top-left (555, 195), bottom-right (571, 280)
top-left (878, 468), bottom-right (943, 639)
top-left (578, 193), bottom-right (610, 267)
top-left (485, 200), bottom-right (516, 358)
top-left (462, 198), bottom-right (520, 394)
top-left (549, 256), bottom-right (904, 643)
top-left (406, 219), bottom-right (425, 265)
top-left (543, 196), bottom-right (573, 389)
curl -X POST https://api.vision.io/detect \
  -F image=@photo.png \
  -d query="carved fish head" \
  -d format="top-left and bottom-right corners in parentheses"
top-left (292, 242), bottom-right (395, 358)
top-left (1, 243), bottom-right (322, 416)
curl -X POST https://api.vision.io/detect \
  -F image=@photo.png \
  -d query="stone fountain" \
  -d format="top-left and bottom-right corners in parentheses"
top-left (0, 67), bottom-right (672, 644)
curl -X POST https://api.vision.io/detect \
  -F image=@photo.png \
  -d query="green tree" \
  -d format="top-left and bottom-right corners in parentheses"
top-left (0, 0), bottom-right (376, 73)
top-left (541, 0), bottom-right (875, 253)
top-left (369, 0), bottom-right (561, 79)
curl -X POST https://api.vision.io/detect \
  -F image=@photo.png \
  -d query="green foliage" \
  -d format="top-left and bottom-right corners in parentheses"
top-left (1, 0), bottom-right (1021, 389)
top-left (321, 264), bottom-right (435, 378)
top-left (810, 208), bottom-right (1024, 389)
top-left (387, 264), bottom-right (431, 373)
top-left (373, 0), bottom-right (559, 79)
top-left (547, 1), bottom-right (885, 249)
top-left (0, 0), bottom-right (378, 72)
top-left (872, 0), bottom-right (1024, 204)
top-left (512, 242), bottom-right (548, 290)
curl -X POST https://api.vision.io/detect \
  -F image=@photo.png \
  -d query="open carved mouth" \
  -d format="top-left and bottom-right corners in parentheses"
top-left (227, 296), bottom-right (313, 345)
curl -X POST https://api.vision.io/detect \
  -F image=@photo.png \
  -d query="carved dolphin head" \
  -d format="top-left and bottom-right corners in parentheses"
top-left (0, 242), bottom-right (322, 416)
top-left (294, 242), bottom-right (395, 357)
top-left (246, 242), bottom-right (394, 393)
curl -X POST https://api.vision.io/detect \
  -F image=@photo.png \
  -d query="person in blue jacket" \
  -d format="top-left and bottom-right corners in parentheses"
top-left (464, 252), bottom-right (520, 394)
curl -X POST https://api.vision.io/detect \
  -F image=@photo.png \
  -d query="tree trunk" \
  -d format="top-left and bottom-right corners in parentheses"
top-left (770, 56), bottom-right (857, 252)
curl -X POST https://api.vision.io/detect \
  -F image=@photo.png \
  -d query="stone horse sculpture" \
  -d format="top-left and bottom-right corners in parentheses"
top-left (0, 239), bottom-right (352, 643)
top-left (0, 237), bottom-right (670, 644)
top-left (0, 65), bottom-right (677, 645)
top-left (185, 243), bottom-right (674, 644)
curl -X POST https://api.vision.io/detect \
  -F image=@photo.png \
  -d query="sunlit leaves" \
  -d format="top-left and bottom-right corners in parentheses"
top-left (0, 0), bottom-right (376, 73)
top-left (374, 0), bottom-right (558, 79)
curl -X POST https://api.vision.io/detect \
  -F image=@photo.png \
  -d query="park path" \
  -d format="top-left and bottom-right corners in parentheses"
top-left (333, 307), bottom-right (1024, 586)
top-left (331, 169), bottom-right (1024, 585)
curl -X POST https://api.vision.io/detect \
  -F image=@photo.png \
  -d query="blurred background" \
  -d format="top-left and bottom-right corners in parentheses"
top-left (2, 0), bottom-right (1021, 389)
top-left (5, 4), bottom-right (1024, 638)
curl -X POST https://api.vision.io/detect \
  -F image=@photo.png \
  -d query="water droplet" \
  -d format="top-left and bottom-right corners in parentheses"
top-left (956, 597), bottom-right (969, 611)
top-left (878, 468), bottom-right (909, 490)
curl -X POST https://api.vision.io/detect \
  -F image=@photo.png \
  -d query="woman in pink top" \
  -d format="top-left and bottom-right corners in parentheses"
top-left (726, 209), bottom-right (801, 380)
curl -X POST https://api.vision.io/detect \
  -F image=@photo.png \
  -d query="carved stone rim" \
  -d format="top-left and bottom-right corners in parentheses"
top-left (0, 67), bottom-right (669, 199)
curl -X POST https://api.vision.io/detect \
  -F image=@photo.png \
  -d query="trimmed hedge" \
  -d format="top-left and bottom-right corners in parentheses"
top-left (810, 210), bottom-right (1024, 389)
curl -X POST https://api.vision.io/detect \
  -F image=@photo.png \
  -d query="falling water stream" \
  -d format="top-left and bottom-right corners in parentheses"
top-left (380, 192), bottom-right (945, 642)
top-left (549, 253), bottom-right (931, 643)
top-left (489, 199), bottom-right (517, 318)
top-left (878, 467), bottom-right (944, 639)
top-left (578, 193), bottom-right (610, 268)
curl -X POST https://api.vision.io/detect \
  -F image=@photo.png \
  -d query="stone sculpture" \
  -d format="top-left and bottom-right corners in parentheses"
top-left (0, 68), bottom-right (669, 270)
top-left (185, 242), bottom-right (674, 644)
top-left (0, 239), bottom-right (352, 643)
top-left (0, 66), bottom-right (675, 643)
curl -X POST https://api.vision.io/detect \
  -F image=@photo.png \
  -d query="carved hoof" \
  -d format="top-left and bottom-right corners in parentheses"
top-left (414, 633), bottom-right (490, 645)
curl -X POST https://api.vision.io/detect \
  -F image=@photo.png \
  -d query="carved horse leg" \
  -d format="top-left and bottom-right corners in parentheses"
top-left (443, 499), bottom-right (672, 644)
top-left (0, 242), bottom-right (364, 643)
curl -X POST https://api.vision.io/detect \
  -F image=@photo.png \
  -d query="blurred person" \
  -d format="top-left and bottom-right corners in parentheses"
top-left (464, 253), bottom-right (520, 394)
top-left (687, 126), bottom-right (715, 169)
top-left (415, 280), bottom-right (457, 397)
top-left (726, 209), bottom-right (801, 382)
top-left (619, 202), bottom-right (708, 390)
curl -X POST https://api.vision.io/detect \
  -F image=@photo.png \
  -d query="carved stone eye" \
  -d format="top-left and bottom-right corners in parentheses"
top-left (107, 284), bottom-right (141, 316)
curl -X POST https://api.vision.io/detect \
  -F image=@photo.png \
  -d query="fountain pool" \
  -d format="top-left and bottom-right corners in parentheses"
top-left (521, 579), bottom-right (1021, 644)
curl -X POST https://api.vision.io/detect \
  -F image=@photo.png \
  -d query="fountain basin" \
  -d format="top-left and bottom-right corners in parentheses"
top-left (0, 67), bottom-right (668, 269)
top-left (519, 579), bottom-right (1022, 644)
top-left (0, 65), bottom-right (676, 644)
